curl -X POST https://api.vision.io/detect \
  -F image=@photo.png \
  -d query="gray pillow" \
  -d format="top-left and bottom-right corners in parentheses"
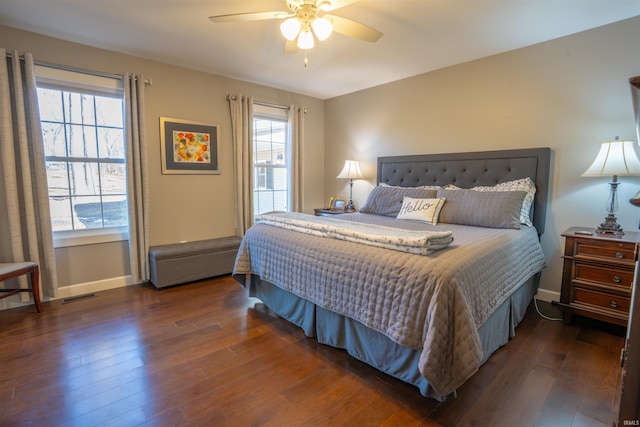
top-left (437, 188), bottom-right (527, 229)
top-left (360, 186), bottom-right (438, 217)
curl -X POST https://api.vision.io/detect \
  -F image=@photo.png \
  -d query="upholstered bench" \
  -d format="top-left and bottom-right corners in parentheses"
top-left (148, 236), bottom-right (242, 289)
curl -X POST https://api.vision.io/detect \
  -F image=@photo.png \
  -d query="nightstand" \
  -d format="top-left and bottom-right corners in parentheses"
top-left (314, 208), bottom-right (351, 217)
top-left (560, 227), bottom-right (639, 327)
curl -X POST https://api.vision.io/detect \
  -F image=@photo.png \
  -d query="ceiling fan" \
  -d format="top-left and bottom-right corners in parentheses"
top-left (209, 0), bottom-right (382, 64)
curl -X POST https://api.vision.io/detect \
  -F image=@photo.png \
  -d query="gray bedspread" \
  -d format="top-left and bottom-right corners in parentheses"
top-left (233, 213), bottom-right (546, 396)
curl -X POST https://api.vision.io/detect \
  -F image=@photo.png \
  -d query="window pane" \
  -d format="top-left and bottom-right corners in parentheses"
top-left (66, 124), bottom-right (97, 158)
top-left (64, 92), bottom-right (95, 125)
top-left (272, 190), bottom-right (288, 211)
top-left (101, 196), bottom-right (128, 228)
top-left (37, 88), bottom-right (63, 122)
top-left (271, 122), bottom-right (286, 143)
top-left (72, 195), bottom-right (103, 229)
top-left (255, 141), bottom-right (272, 163)
top-left (273, 143), bottom-right (286, 165)
top-left (95, 96), bottom-right (123, 127)
top-left (271, 167), bottom-right (286, 190)
top-left (69, 162), bottom-right (100, 196)
top-left (254, 191), bottom-right (273, 215)
top-left (101, 163), bottom-right (127, 195)
top-left (41, 122), bottom-right (67, 157)
top-left (49, 196), bottom-right (74, 232)
top-left (45, 162), bottom-right (70, 196)
top-left (255, 167), bottom-right (266, 189)
top-left (98, 127), bottom-right (124, 159)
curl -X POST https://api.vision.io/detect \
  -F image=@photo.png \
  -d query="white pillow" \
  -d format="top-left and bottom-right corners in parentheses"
top-left (396, 197), bottom-right (446, 224)
top-left (443, 178), bottom-right (536, 226)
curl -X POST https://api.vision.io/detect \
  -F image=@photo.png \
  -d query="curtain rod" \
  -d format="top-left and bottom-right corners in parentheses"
top-left (226, 95), bottom-right (288, 110)
top-left (6, 52), bottom-right (152, 86)
top-left (253, 99), bottom-right (307, 113)
top-left (227, 95), bottom-right (306, 113)
top-left (254, 100), bottom-right (290, 110)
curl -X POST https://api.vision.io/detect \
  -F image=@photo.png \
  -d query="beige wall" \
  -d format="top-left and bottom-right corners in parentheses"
top-left (3, 16), bottom-right (640, 299)
top-left (325, 16), bottom-right (640, 297)
top-left (0, 25), bottom-right (325, 291)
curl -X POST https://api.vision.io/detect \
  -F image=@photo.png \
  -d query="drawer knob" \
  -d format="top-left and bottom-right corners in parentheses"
top-left (615, 252), bottom-right (624, 259)
top-left (613, 276), bottom-right (622, 283)
top-left (610, 301), bottom-right (618, 308)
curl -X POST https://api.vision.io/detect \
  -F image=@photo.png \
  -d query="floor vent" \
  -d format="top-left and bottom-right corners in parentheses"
top-left (62, 293), bottom-right (97, 304)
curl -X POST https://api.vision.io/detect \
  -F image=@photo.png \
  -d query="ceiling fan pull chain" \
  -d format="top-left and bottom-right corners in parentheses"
top-left (304, 51), bottom-right (309, 67)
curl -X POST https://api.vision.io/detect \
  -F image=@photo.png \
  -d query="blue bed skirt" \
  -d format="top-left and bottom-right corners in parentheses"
top-left (247, 273), bottom-right (538, 401)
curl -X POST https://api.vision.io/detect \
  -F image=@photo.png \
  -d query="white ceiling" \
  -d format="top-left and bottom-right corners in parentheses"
top-left (1, 0), bottom-right (639, 100)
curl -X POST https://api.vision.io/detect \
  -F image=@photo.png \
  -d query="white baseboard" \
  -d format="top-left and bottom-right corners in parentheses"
top-left (54, 275), bottom-right (134, 300)
top-left (535, 288), bottom-right (560, 303)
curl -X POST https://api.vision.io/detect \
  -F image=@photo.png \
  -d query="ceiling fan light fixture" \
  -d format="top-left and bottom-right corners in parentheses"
top-left (312, 17), bottom-right (332, 41)
top-left (297, 30), bottom-right (315, 49)
top-left (280, 17), bottom-right (301, 40)
top-left (316, 0), bottom-right (332, 11)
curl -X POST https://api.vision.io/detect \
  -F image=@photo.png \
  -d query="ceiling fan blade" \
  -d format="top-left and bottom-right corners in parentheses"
top-left (321, 0), bottom-right (359, 12)
top-left (324, 14), bottom-right (382, 42)
top-left (284, 38), bottom-right (299, 54)
top-left (209, 11), bottom-right (291, 23)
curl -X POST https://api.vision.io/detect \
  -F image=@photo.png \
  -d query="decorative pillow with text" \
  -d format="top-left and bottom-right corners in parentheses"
top-left (396, 197), bottom-right (446, 224)
top-left (360, 186), bottom-right (438, 217)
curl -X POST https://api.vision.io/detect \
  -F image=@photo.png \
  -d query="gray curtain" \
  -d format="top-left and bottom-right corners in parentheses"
top-left (0, 48), bottom-right (57, 300)
top-left (289, 105), bottom-right (305, 213)
top-left (124, 73), bottom-right (149, 283)
top-left (229, 94), bottom-right (254, 236)
top-left (632, 76), bottom-right (640, 143)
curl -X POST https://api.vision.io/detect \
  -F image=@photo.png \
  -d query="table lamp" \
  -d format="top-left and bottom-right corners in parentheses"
top-left (582, 138), bottom-right (640, 234)
top-left (337, 160), bottom-right (364, 212)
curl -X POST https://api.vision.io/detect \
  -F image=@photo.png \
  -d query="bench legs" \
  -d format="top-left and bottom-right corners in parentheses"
top-left (0, 263), bottom-right (42, 313)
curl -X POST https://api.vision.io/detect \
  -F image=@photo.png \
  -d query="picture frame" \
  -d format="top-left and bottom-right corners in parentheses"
top-left (331, 199), bottom-right (346, 211)
top-left (160, 117), bottom-right (220, 175)
top-left (327, 195), bottom-right (336, 209)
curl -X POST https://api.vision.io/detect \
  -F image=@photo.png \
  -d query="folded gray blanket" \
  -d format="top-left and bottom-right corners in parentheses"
top-left (255, 212), bottom-right (454, 255)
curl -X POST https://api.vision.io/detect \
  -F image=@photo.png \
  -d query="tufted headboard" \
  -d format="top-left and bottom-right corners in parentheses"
top-left (377, 148), bottom-right (551, 234)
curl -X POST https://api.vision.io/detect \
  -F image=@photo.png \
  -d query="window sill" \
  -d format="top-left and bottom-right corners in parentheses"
top-left (53, 227), bottom-right (128, 248)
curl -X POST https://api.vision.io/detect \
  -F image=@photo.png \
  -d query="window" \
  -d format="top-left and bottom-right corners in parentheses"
top-left (35, 66), bottom-right (127, 245)
top-left (253, 105), bottom-right (290, 215)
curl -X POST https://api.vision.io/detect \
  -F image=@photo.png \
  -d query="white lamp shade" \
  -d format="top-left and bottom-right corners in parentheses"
top-left (280, 18), bottom-right (301, 41)
top-left (297, 30), bottom-right (315, 49)
top-left (337, 160), bottom-right (364, 179)
top-left (312, 17), bottom-right (332, 41)
top-left (582, 140), bottom-right (640, 177)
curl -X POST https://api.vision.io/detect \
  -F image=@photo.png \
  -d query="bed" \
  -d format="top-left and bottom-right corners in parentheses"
top-left (233, 147), bottom-right (551, 401)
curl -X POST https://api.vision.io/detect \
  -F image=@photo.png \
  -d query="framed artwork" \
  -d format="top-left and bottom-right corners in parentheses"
top-left (160, 117), bottom-right (220, 175)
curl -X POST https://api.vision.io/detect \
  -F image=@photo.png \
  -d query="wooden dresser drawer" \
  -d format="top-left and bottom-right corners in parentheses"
top-left (573, 287), bottom-right (630, 316)
top-left (574, 263), bottom-right (634, 289)
top-left (573, 238), bottom-right (636, 266)
top-left (561, 227), bottom-right (640, 327)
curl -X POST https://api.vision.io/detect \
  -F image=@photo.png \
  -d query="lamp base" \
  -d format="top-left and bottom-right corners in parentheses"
top-left (595, 214), bottom-right (624, 235)
top-left (345, 199), bottom-right (356, 212)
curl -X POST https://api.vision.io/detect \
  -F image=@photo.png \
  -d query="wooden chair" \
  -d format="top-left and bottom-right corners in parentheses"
top-left (0, 262), bottom-right (42, 313)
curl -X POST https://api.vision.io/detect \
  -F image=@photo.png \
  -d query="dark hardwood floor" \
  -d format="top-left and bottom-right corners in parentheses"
top-left (0, 276), bottom-right (625, 427)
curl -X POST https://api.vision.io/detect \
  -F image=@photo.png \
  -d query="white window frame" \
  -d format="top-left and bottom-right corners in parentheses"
top-left (35, 65), bottom-right (128, 248)
top-left (253, 104), bottom-right (290, 216)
